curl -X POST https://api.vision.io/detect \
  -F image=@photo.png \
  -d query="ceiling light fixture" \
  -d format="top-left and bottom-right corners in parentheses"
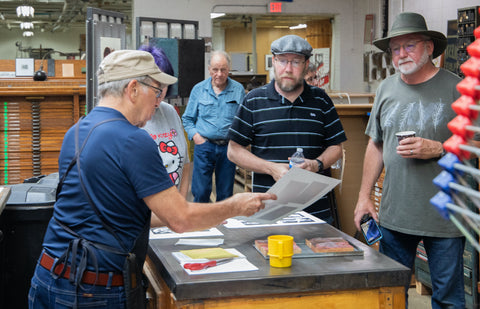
top-left (22, 31), bottom-right (34, 37)
top-left (289, 24), bottom-right (307, 30)
top-left (20, 22), bottom-right (34, 29)
top-left (17, 5), bottom-right (34, 18)
top-left (210, 13), bottom-right (225, 19)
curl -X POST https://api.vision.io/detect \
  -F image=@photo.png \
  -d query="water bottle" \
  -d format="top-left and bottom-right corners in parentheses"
top-left (289, 148), bottom-right (305, 168)
top-left (331, 158), bottom-right (342, 170)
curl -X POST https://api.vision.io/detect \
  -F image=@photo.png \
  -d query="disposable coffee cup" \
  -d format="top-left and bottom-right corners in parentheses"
top-left (395, 131), bottom-right (415, 143)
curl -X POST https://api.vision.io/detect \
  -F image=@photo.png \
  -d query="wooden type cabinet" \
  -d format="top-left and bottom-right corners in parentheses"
top-left (0, 81), bottom-right (86, 185)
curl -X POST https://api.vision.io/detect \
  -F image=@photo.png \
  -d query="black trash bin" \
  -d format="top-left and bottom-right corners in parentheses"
top-left (0, 173), bottom-right (58, 309)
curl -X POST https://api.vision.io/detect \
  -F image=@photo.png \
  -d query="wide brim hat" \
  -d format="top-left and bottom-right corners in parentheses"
top-left (373, 12), bottom-right (447, 59)
top-left (98, 50), bottom-right (177, 86)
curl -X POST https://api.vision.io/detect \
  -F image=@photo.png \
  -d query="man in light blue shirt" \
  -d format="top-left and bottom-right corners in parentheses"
top-left (182, 51), bottom-right (245, 202)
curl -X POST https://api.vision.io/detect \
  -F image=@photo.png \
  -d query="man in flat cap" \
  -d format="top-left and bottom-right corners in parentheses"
top-left (228, 35), bottom-right (346, 224)
top-left (353, 12), bottom-right (464, 308)
top-left (29, 50), bottom-right (275, 307)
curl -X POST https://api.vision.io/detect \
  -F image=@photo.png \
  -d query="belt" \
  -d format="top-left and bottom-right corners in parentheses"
top-left (207, 138), bottom-right (229, 146)
top-left (40, 251), bottom-right (124, 287)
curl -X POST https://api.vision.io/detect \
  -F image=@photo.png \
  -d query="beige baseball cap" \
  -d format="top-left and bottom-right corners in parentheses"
top-left (97, 50), bottom-right (178, 85)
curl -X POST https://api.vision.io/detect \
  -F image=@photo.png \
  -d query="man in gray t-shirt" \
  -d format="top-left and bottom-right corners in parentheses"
top-left (354, 12), bottom-right (464, 308)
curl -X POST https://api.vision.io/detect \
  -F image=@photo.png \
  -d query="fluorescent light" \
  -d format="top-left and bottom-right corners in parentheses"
top-left (20, 22), bottom-right (34, 30)
top-left (289, 24), bottom-right (307, 30)
top-left (23, 31), bottom-right (34, 37)
top-left (210, 13), bottom-right (225, 19)
top-left (17, 5), bottom-right (34, 18)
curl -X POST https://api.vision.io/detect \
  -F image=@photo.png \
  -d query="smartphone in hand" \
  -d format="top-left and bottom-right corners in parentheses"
top-left (360, 215), bottom-right (383, 245)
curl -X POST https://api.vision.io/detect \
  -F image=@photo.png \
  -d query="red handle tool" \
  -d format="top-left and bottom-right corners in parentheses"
top-left (183, 258), bottom-right (234, 271)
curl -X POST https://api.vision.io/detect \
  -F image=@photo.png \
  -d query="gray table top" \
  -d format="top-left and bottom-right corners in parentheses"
top-left (148, 222), bottom-right (410, 301)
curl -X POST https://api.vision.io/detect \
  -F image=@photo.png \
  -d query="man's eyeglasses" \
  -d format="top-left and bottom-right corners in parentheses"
top-left (388, 40), bottom-right (427, 56)
top-left (274, 58), bottom-right (305, 69)
top-left (138, 81), bottom-right (163, 98)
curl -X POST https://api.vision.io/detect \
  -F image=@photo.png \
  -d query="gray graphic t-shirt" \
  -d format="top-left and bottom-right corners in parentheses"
top-left (366, 69), bottom-right (462, 237)
top-left (142, 102), bottom-right (190, 188)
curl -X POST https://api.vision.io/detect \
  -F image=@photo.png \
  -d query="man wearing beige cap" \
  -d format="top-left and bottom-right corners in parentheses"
top-left (228, 35), bottom-right (346, 224)
top-left (353, 12), bottom-right (463, 308)
top-left (28, 50), bottom-right (275, 308)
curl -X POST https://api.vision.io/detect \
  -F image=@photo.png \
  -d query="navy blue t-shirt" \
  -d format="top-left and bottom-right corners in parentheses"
top-left (42, 107), bottom-right (173, 272)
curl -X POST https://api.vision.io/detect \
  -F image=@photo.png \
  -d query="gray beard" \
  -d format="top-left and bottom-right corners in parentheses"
top-left (394, 46), bottom-right (430, 75)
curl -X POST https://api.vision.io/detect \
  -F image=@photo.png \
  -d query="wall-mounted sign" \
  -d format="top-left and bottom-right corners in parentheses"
top-left (269, 2), bottom-right (282, 13)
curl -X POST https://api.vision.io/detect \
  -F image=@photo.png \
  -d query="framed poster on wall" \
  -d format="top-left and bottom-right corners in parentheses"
top-left (265, 54), bottom-right (273, 71)
top-left (310, 48), bottom-right (330, 90)
top-left (15, 58), bottom-right (34, 77)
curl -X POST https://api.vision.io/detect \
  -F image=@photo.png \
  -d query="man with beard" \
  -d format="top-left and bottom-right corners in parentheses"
top-left (227, 35), bottom-right (346, 223)
top-left (353, 12), bottom-right (464, 308)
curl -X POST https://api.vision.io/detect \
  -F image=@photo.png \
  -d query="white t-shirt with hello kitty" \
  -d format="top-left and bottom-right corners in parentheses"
top-left (142, 102), bottom-right (190, 188)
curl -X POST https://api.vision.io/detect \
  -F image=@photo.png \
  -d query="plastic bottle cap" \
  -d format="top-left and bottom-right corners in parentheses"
top-left (297, 148), bottom-right (303, 152)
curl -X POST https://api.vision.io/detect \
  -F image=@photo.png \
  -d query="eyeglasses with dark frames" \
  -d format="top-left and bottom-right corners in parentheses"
top-left (138, 81), bottom-right (163, 98)
top-left (388, 40), bottom-right (428, 56)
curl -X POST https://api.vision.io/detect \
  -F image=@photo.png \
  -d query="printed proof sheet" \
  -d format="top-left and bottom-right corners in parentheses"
top-left (237, 167), bottom-right (341, 224)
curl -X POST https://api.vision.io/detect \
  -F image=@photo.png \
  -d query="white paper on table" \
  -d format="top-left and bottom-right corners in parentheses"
top-left (236, 168), bottom-right (341, 224)
top-left (224, 211), bottom-right (324, 228)
top-left (175, 238), bottom-right (224, 246)
top-left (149, 227), bottom-right (223, 239)
top-left (172, 248), bottom-right (258, 275)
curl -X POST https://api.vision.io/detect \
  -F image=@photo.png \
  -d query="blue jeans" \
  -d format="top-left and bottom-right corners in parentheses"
top-left (192, 141), bottom-right (236, 203)
top-left (379, 226), bottom-right (465, 309)
top-left (29, 263), bottom-right (126, 308)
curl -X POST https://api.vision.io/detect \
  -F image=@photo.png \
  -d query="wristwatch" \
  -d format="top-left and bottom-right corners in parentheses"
top-left (315, 159), bottom-right (324, 172)
top-left (440, 147), bottom-right (447, 157)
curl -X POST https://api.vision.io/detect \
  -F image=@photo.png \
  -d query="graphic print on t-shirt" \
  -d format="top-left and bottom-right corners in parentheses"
top-left (383, 100), bottom-right (445, 135)
top-left (158, 140), bottom-right (183, 185)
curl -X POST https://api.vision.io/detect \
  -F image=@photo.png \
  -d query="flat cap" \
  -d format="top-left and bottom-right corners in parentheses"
top-left (271, 35), bottom-right (312, 58)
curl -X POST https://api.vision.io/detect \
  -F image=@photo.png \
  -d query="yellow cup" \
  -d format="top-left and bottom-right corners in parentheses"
top-left (268, 235), bottom-right (294, 268)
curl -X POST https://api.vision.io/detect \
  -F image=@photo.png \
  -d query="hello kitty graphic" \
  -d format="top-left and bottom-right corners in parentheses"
top-left (158, 141), bottom-right (182, 185)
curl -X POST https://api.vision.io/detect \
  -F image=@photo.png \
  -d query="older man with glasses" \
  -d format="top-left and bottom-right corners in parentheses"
top-left (182, 51), bottom-right (245, 203)
top-left (227, 35), bottom-right (346, 224)
top-left (28, 50), bottom-right (275, 308)
top-left (353, 12), bottom-right (465, 308)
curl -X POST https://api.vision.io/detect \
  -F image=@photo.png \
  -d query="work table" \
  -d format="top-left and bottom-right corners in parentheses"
top-left (146, 220), bottom-right (409, 308)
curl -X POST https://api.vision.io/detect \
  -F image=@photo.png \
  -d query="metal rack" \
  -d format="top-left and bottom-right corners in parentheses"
top-left (431, 13), bottom-right (480, 252)
top-left (429, 9), bottom-right (480, 307)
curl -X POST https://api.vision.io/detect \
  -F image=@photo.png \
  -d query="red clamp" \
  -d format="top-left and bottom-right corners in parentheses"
top-left (460, 57), bottom-right (480, 78)
top-left (443, 135), bottom-right (470, 160)
top-left (468, 39), bottom-right (480, 57)
top-left (447, 115), bottom-right (474, 139)
top-left (456, 76), bottom-right (480, 99)
top-left (451, 95), bottom-right (478, 120)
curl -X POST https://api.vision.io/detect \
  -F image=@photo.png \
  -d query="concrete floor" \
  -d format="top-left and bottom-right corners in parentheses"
top-left (408, 286), bottom-right (432, 309)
